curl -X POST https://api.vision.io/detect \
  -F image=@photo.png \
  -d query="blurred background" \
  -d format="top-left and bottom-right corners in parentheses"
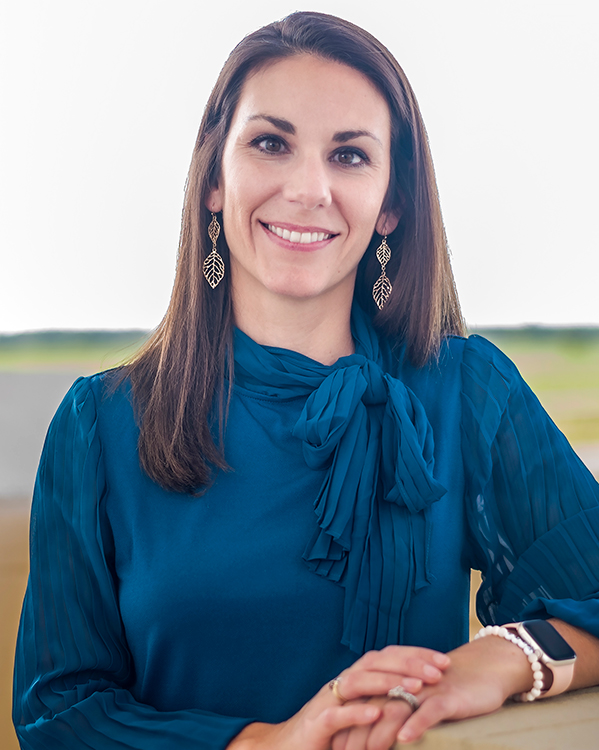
top-left (1, 1), bottom-right (598, 747)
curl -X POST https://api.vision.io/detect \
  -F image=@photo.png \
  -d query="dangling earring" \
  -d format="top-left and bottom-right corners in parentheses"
top-left (203, 213), bottom-right (225, 289)
top-left (372, 235), bottom-right (392, 310)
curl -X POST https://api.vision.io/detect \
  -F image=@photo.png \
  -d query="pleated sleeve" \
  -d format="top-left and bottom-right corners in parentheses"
top-left (13, 377), bottom-right (253, 749)
top-left (461, 335), bottom-right (599, 638)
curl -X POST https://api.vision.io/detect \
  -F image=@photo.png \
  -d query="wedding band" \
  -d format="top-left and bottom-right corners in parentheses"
top-left (328, 677), bottom-right (348, 703)
top-left (387, 685), bottom-right (419, 712)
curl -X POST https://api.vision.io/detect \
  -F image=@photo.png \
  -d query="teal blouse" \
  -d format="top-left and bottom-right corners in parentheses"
top-left (13, 317), bottom-right (599, 749)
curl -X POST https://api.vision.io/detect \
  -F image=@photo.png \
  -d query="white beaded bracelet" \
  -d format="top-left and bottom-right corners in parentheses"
top-left (474, 625), bottom-right (545, 702)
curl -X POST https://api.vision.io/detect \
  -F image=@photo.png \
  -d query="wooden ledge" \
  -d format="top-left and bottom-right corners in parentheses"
top-left (393, 686), bottom-right (599, 749)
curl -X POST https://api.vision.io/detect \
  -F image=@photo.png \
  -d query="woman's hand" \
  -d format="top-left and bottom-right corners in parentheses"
top-left (227, 645), bottom-right (450, 750)
top-left (332, 635), bottom-right (536, 749)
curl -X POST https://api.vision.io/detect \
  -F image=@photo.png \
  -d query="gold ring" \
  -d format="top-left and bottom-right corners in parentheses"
top-left (328, 676), bottom-right (348, 703)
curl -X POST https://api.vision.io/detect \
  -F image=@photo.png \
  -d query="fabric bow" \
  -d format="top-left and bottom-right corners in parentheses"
top-left (233, 306), bottom-right (446, 653)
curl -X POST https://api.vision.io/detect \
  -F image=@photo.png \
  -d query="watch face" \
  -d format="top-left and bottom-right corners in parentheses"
top-left (522, 620), bottom-right (576, 661)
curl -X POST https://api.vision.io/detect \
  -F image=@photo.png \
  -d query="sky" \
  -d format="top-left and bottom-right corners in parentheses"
top-left (1, 0), bottom-right (598, 332)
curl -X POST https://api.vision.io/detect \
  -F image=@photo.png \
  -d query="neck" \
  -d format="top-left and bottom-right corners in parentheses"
top-left (232, 291), bottom-right (355, 366)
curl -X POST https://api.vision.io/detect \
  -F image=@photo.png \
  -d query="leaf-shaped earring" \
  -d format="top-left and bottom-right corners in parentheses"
top-left (372, 235), bottom-right (392, 310)
top-left (203, 213), bottom-right (225, 289)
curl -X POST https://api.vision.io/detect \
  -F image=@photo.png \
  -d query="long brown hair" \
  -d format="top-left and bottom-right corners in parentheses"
top-left (125, 11), bottom-right (465, 493)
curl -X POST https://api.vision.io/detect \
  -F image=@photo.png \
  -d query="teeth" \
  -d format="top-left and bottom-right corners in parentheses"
top-left (267, 224), bottom-right (331, 244)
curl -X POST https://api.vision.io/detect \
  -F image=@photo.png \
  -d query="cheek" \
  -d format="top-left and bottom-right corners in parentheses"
top-left (342, 177), bottom-right (389, 223)
top-left (225, 156), bottom-right (275, 201)
top-left (225, 187), bottom-right (265, 230)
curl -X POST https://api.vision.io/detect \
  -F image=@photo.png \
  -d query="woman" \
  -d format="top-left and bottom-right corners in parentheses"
top-left (13, 11), bottom-right (599, 750)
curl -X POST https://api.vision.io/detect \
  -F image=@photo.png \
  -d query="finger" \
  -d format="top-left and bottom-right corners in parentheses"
top-left (316, 703), bottom-right (382, 739)
top-left (331, 727), bottom-right (350, 750)
top-left (343, 719), bottom-right (373, 750)
top-left (360, 645), bottom-right (450, 670)
top-left (330, 697), bottom-right (367, 750)
top-left (356, 647), bottom-right (450, 683)
top-left (365, 699), bottom-right (413, 750)
top-left (337, 697), bottom-right (388, 750)
top-left (330, 697), bottom-right (385, 750)
top-left (332, 670), bottom-right (424, 703)
top-left (399, 677), bottom-right (422, 694)
top-left (396, 694), bottom-right (459, 744)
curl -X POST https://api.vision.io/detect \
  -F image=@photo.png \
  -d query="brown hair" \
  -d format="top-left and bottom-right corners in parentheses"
top-left (125, 11), bottom-right (465, 493)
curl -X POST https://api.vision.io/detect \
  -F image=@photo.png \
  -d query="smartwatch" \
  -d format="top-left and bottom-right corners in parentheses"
top-left (506, 620), bottom-right (576, 698)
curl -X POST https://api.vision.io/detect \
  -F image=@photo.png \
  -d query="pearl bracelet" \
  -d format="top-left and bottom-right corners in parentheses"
top-left (474, 625), bottom-right (545, 702)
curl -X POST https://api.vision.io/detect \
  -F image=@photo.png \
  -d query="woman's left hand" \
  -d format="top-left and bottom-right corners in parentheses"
top-left (332, 634), bottom-right (536, 749)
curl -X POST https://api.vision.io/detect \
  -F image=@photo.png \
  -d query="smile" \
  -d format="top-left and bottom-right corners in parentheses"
top-left (265, 224), bottom-right (335, 244)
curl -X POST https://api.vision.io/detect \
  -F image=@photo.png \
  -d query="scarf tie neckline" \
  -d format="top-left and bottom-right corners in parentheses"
top-left (233, 307), bottom-right (446, 653)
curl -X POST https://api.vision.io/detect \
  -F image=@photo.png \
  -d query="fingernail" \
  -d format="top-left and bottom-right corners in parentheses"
top-left (433, 653), bottom-right (450, 667)
top-left (365, 706), bottom-right (379, 719)
top-left (397, 728), bottom-right (413, 743)
top-left (402, 677), bottom-right (421, 691)
top-left (423, 664), bottom-right (441, 678)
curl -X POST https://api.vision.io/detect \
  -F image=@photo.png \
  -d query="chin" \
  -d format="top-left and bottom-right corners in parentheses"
top-left (267, 277), bottom-right (333, 301)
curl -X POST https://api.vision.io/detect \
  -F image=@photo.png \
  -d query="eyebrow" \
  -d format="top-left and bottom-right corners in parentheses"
top-left (247, 114), bottom-right (295, 134)
top-left (246, 115), bottom-right (382, 146)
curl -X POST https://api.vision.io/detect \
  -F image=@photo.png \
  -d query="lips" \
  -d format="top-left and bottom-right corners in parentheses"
top-left (264, 223), bottom-right (336, 245)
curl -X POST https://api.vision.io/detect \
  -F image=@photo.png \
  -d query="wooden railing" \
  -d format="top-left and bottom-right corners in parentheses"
top-left (395, 686), bottom-right (599, 749)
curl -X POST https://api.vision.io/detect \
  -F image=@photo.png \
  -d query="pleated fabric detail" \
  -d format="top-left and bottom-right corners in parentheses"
top-left (461, 335), bottom-right (599, 637)
top-left (233, 306), bottom-right (446, 653)
top-left (14, 377), bottom-right (253, 749)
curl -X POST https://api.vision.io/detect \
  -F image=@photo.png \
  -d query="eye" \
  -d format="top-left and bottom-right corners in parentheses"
top-left (332, 148), bottom-right (368, 167)
top-left (250, 135), bottom-right (288, 154)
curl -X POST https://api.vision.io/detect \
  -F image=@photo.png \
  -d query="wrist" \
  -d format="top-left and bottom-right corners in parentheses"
top-left (474, 625), bottom-right (546, 701)
top-left (466, 627), bottom-right (538, 700)
top-left (504, 621), bottom-right (576, 698)
top-left (227, 722), bottom-right (278, 750)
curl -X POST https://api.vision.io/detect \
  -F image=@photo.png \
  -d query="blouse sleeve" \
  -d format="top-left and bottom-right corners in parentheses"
top-left (13, 377), bottom-right (253, 749)
top-left (460, 335), bottom-right (599, 638)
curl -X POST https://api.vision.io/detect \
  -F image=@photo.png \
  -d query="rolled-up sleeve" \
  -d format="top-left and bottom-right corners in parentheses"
top-left (461, 335), bottom-right (599, 638)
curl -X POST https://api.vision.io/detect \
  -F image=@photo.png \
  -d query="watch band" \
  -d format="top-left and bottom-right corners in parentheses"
top-left (505, 621), bottom-right (576, 698)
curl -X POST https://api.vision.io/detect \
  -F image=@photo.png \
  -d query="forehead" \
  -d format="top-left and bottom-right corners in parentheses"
top-left (231, 54), bottom-right (391, 140)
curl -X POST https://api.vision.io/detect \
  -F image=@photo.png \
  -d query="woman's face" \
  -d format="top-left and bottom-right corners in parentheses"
top-left (208, 54), bottom-right (396, 314)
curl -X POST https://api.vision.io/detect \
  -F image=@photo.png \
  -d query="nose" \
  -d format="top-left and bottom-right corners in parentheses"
top-left (282, 152), bottom-right (332, 210)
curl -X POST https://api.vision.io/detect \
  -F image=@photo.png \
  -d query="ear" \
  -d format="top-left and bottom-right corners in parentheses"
top-left (375, 210), bottom-right (400, 236)
top-left (205, 185), bottom-right (223, 213)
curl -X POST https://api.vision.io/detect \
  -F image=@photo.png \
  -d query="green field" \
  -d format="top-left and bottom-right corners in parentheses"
top-left (474, 328), bottom-right (599, 445)
top-left (0, 331), bottom-right (149, 373)
top-left (1, 327), bottom-right (599, 445)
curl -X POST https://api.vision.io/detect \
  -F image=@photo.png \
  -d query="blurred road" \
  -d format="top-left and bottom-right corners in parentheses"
top-left (0, 372), bottom-right (81, 503)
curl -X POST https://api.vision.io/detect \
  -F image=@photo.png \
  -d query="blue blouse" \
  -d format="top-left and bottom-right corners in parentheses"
top-left (13, 327), bottom-right (599, 750)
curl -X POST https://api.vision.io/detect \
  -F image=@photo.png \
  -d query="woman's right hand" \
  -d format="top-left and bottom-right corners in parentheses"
top-left (227, 645), bottom-right (450, 750)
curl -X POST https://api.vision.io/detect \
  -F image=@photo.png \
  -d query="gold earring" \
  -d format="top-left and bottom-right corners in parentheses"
top-left (203, 213), bottom-right (225, 289)
top-left (372, 235), bottom-right (392, 309)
